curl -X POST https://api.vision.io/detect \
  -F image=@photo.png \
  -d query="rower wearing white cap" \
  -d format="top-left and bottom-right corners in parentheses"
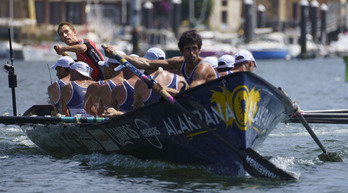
top-left (202, 56), bottom-right (219, 78)
top-left (233, 49), bottom-right (257, 72)
top-left (133, 67), bottom-right (188, 109)
top-left (216, 54), bottom-right (235, 78)
top-left (60, 61), bottom-right (95, 117)
top-left (102, 48), bottom-right (166, 117)
top-left (144, 47), bottom-right (166, 60)
top-left (83, 51), bottom-right (127, 116)
top-left (102, 62), bottom-right (139, 117)
top-left (47, 56), bottom-right (75, 114)
top-left (103, 30), bottom-right (217, 88)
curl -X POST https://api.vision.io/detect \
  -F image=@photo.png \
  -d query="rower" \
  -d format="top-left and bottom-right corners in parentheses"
top-left (60, 61), bottom-right (95, 117)
top-left (233, 50), bottom-right (257, 72)
top-left (216, 54), bottom-right (235, 78)
top-left (133, 68), bottom-right (188, 109)
top-left (55, 22), bottom-right (105, 81)
top-left (83, 50), bottom-right (127, 117)
top-left (47, 56), bottom-right (75, 115)
top-left (103, 30), bottom-right (217, 88)
top-left (102, 62), bottom-right (139, 117)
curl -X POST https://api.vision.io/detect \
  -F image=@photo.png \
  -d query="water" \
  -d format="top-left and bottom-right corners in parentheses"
top-left (1, 57), bottom-right (348, 192)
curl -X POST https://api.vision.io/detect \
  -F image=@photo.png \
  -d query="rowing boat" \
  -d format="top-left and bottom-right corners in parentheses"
top-left (12, 72), bottom-right (293, 177)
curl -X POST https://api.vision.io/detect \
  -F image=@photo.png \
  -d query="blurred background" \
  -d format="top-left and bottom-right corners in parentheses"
top-left (0, 0), bottom-right (348, 60)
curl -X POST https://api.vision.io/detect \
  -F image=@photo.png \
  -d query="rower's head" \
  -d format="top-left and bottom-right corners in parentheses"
top-left (98, 50), bottom-right (126, 79)
top-left (234, 50), bottom-right (257, 72)
top-left (70, 61), bottom-right (93, 80)
top-left (203, 56), bottom-right (218, 69)
top-left (57, 22), bottom-right (78, 45)
top-left (143, 47), bottom-right (166, 60)
top-left (217, 54), bottom-right (235, 72)
top-left (178, 30), bottom-right (202, 64)
top-left (51, 56), bottom-right (75, 79)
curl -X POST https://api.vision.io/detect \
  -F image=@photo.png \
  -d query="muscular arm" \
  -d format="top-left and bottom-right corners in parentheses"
top-left (83, 83), bottom-right (98, 116)
top-left (47, 82), bottom-right (59, 113)
top-left (190, 62), bottom-right (217, 88)
top-left (59, 84), bottom-right (72, 116)
top-left (104, 45), bottom-right (182, 71)
top-left (96, 84), bottom-right (113, 116)
top-left (133, 80), bottom-right (148, 109)
top-left (55, 44), bottom-right (87, 55)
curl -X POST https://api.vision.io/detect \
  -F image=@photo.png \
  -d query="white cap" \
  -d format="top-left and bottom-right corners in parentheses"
top-left (50, 56), bottom-right (75, 69)
top-left (98, 58), bottom-right (120, 67)
top-left (70, 61), bottom-right (93, 78)
top-left (98, 50), bottom-right (125, 67)
top-left (217, 55), bottom-right (235, 69)
top-left (129, 54), bottom-right (139, 57)
top-left (234, 50), bottom-right (257, 67)
top-left (202, 56), bottom-right (218, 68)
top-left (143, 47), bottom-right (166, 60)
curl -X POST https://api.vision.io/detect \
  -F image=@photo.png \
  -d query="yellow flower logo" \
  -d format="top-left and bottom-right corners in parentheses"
top-left (210, 86), bottom-right (260, 131)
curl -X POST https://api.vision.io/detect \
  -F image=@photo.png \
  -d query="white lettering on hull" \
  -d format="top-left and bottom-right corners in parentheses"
top-left (135, 119), bottom-right (163, 149)
top-left (105, 124), bottom-right (140, 147)
top-left (88, 129), bottom-right (120, 151)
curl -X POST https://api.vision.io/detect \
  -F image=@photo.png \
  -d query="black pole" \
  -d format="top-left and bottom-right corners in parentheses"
top-left (310, 0), bottom-right (319, 42)
top-left (143, 1), bottom-right (153, 29)
top-left (300, 0), bottom-right (308, 56)
top-left (131, 0), bottom-right (141, 54)
top-left (257, 4), bottom-right (265, 28)
top-left (6, 28), bottom-right (17, 116)
top-left (172, 0), bottom-right (182, 39)
top-left (320, 4), bottom-right (328, 45)
top-left (244, 0), bottom-right (253, 44)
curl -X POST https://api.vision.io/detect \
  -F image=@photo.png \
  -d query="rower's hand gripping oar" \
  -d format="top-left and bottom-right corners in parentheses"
top-left (106, 46), bottom-right (295, 180)
top-left (54, 45), bottom-right (69, 56)
top-left (294, 104), bottom-right (343, 162)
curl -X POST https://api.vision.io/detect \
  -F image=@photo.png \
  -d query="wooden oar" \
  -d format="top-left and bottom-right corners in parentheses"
top-left (0, 116), bottom-right (108, 125)
top-left (107, 47), bottom-right (295, 180)
top-left (54, 45), bottom-right (69, 56)
top-left (294, 106), bottom-right (343, 162)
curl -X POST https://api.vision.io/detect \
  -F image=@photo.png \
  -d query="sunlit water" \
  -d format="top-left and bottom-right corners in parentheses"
top-left (1, 57), bottom-right (348, 192)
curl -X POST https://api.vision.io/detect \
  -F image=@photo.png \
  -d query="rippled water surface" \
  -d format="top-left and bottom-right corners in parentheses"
top-left (1, 57), bottom-right (348, 192)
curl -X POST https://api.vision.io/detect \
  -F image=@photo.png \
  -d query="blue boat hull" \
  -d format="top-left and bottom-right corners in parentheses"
top-left (22, 72), bottom-right (293, 176)
top-left (251, 49), bottom-right (289, 59)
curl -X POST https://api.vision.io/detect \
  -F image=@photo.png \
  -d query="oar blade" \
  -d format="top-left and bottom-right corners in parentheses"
top-left (318, 152), bottom-right (343, 162)
top-left (242, 148), bottom-right (296, 180)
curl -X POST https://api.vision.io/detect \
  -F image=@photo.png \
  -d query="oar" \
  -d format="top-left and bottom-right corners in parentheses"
top-left (294, 105), bottom-right (343, 162)
top-left (106, 46), bottom-right (295, 180)
top-left (0, 116), bottom-right (108, 125)
top-left (301, 112), bottom-right (348, 118)
top-left (289, 112), bottom-right (348, 124)
top-left (290, 117), bottom-right (348, 124)
top-left (46, 63), bottom-right (53, 84)
top-left (303, 109), bottom-right (348, 114)
top-left (54, 45), bottom-right (69, 56)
